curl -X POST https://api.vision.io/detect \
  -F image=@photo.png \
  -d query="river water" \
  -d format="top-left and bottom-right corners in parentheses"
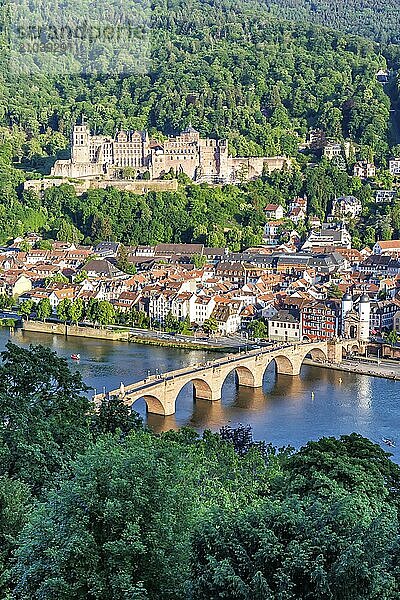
top-left (1, 328), bottom-right (400, 459)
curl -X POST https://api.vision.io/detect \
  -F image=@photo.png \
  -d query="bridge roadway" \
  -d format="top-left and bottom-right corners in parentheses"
top-left (93, 339), bottom-right (361, 416)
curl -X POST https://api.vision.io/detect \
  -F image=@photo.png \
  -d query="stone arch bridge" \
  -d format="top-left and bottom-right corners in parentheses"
top-left (93, 340), bottom-right (363, 416)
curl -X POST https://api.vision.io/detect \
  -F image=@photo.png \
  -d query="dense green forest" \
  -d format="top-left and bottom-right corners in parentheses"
top-left (0, 342), bottom-right (399, 599)
top-left (1, 1), bottom-right (391, 158)
top-left (259, 0), bottom-right (400, 46)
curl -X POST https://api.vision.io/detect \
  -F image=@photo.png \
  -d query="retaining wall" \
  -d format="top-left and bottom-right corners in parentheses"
top-left (22, 321), bottom-right (130, 341)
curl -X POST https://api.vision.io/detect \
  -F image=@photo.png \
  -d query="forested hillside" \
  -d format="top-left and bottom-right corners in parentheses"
top-left (14, 164), bottom-right (400, 251)
top-left (2, 1), bottom-right (390, 160)
top-left (260, 0), bottom-right (400, 45)
top-left (0, 0), bottom-right (395, 247)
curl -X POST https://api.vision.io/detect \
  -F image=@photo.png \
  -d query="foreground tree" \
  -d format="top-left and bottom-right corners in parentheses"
top-left (188, 434), bottom-right (400, 600)
top-left (13, 433), bottom-right (198, 600)
top-left (189, 494), bottom-right (399, 600)
top-left (91, 395), bottom-right (143, 438)
top-left (0, 342), bottom-right (91, 493)
top-left (0, 477), bottom-right (31, 598)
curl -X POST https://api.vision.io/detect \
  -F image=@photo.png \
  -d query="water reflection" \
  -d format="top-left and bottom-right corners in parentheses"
top-left (2, 328), bottom-right (400, 461)
top-left (356, 376), bottom-right (372, 414)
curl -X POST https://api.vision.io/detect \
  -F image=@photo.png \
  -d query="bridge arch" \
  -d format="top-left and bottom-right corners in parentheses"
top-left (268, 354), bottom-right (296, 376)
top-left (222, 365), bottom-right (259, 389)
top-left (342, 341), bottom-right (360, 357)
top-left (298, 345), bottom-right (328, 370)
top-left (176, 377), bottom-right (216, 401)
top-left (308, 347), bottom-right (328, 363)
top-left (129, 394), bottom-right (166, 416)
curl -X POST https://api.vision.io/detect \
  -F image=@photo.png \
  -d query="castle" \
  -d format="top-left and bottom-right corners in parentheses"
top-left (51, 122), bottom-right (292, 184)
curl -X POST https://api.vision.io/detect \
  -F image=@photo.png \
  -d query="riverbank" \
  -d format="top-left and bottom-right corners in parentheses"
top-left (127, 335), bottom-right (234, 352)
top-left (303, 358), bottom-right (400, 381)
top-left (21, 320), bottom-right (234, 352)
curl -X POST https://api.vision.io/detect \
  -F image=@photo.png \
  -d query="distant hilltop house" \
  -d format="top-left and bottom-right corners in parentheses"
top-left (304, 128), bottom-right (327, 150)
top-left (288, 205), bottom-right (306, 225)
top-left (308, 215), bottom-right (321, 229)
top-left (389, 158), bottom-right (400, 177)
top-left (375, 190), bottom-right (397, 204)
top-left (376, 68), bottom-right (390, 83)
top-left (331, 196), bottom-right (362, 219)
top-left (51, 121), bottom-right (292, 185)
top-left (264, 203), bottom-right (284, 220)
top-left (353, 160), bottom-right (376, 179)
top-left (323, 140), bottom-right (353, 161)
top-left (323, 142), bottom-right (342, 160)
top-left (289, 197), bottom-right (307, 212)
top-left (263, 220), bottom-right (285, 246)
top-left (373, 240), bottom-right (400, 259)
top-left (288, 197), bottom-right (307, 224)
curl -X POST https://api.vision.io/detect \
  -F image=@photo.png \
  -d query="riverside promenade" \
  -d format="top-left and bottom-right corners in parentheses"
top-left (21, 320), bottom-right (247, 352)
top-left (304, 357), bottom-right (400, 381)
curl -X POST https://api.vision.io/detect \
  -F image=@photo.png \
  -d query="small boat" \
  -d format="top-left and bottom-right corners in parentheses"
top-left (71, 353), bottom-right (80, 361)
top-left (382, 438), bottom-right (396, 448)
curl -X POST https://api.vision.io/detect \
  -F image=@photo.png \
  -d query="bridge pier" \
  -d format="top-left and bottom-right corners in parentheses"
top-left (236, 366), bottom-right (264, 388)
top-left (327, 342), bottom-right (343, 363)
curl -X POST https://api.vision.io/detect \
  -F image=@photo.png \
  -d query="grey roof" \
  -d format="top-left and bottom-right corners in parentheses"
top-left (155, 243), bottom-right (204, 256)
top-left (85, 259), bottom-right (123, 278)
top-left (269, 310), bottom-right (300, 324)
top-left (182, 126), bottom-right (199, 134)
top-left (363, 255), bottom-right (392, 266)
top-left (204, 247), bottom-right (227, 256)
top-left (94, 242), bottom-right (120, 255)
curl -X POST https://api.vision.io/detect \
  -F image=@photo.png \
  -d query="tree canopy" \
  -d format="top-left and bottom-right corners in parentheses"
top-left (0, 344), bottom-right (400, 598)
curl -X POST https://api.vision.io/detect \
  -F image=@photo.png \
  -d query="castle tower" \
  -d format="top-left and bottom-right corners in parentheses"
top-left (341, 291), bottom-right (353, 336)
top-left (217, 139), bottom-right (229, 181)
top-left (358, 294), bottom-right (370, 341)
top-left (71, 123), bottom-right (90, 164)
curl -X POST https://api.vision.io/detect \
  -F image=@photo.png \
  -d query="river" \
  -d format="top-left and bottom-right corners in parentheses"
top-left (1, 327), bottom-right (400, 459)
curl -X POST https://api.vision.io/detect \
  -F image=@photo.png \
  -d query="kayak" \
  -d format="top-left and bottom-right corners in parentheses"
top-left (71, 354), bottom-right (80, 361)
